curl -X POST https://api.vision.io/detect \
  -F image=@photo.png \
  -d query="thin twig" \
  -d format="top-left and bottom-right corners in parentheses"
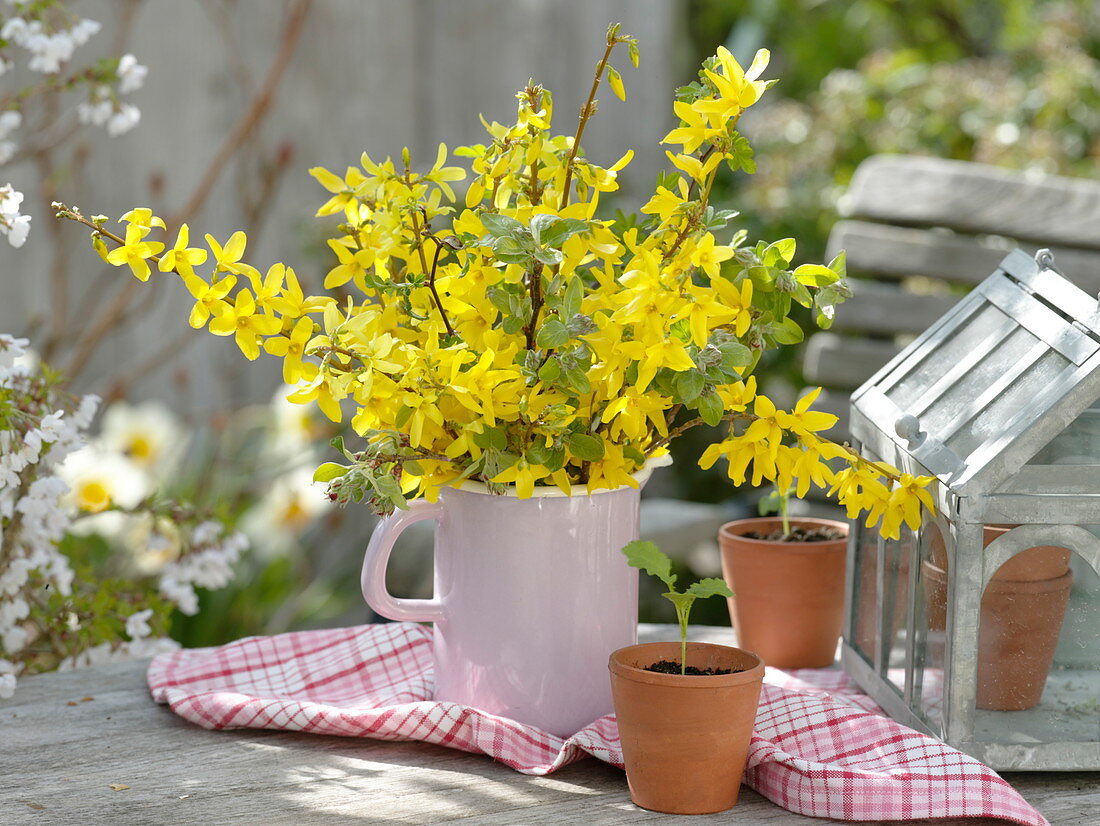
top-left (62, 0), bottom-right (314, 380)
top-left (559, 38), bottom-right (618, 210)
top-left (168, 0), bottom-right (313, 227)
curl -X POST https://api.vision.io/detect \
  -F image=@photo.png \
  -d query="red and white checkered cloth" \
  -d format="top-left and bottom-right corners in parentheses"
top-left (148, 623), bottom-right (1047, 825)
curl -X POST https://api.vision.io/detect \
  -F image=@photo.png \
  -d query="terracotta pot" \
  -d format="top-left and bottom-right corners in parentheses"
top-left (718, 517), bottom-right (848, 668)
top-left (982, 525), bottom-right (1071, 582)
top-left (922, 561), bottom-right (1073, 710)
top-left (609, 641), bottom-right (764, 815)
top-left (930, 525), bottom-right (1071, 582)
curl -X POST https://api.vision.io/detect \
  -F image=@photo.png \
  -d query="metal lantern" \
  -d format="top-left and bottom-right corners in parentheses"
top-left (843, 249), bottom-right (1100, 770)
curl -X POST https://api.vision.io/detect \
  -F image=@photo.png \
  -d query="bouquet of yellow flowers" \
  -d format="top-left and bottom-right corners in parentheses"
top-left (56, 25), bottom-right (932, 539)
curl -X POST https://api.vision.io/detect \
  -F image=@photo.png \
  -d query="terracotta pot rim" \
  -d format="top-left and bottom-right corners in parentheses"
top-left (719, 517), bottom-right (848, 548)
top-left (922, 559), bottom-right (1073, 594)
top-left (609, 641), bottom-right (764, 688)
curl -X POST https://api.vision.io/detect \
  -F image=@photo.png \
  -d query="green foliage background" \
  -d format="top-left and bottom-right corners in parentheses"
top-left (667, 0), bottom-right (1098, 501)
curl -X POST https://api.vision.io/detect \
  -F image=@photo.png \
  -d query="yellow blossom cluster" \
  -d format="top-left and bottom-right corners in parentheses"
top-left (58, 27), bottom-right (934, 537)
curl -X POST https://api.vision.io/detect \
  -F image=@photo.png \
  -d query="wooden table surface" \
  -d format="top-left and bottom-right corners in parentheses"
top-left (2, 626), bottom-right (1097, 826)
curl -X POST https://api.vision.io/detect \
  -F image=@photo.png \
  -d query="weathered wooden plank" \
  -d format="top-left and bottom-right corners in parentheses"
top-left (831, 279), bottom-right (959, 335)
top-left (829, 220), bottom-right (1014, 284)
top-left (803, 333), bottom-right (901, 390)
top-left (840, 155), bottom-right (1100, 251)
top-left (2, 648), bottom-right (1094, 825)
top-left (829, 220), bottom-right (1100, 293)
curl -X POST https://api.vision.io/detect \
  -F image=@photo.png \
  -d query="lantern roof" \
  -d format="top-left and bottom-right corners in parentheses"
top-left (849, 249), bottom-right (1100, 497)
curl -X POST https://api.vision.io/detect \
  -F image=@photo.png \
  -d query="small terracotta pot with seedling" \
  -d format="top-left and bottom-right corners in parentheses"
top-left (719, 485), bottom-right (848, 668)
top-left (609, 540), bottom-right (764, 815)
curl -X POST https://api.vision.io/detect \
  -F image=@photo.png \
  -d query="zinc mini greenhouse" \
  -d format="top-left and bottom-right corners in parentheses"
top-left (844, 249), bottom-right (1100, 770)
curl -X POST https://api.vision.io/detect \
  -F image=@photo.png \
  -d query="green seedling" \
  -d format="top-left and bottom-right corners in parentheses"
top-left (758, 483), bottom-right (792, 536)
top-left (622, 540), bottom-right (733, 675)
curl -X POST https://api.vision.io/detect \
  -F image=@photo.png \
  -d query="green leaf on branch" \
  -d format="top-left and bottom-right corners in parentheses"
top-left (313, 462), bottom-right (348, 483)
top-left (562, 276), bottom-right (584, 317)
top-left (697, 390), bottom-right (724, 426)
top-left (536, 319), bottom-right (571, 349)
top-left (565, 313), bottom-right (597, 337)
top-left (567, 432), bottom-right (604, 461)
top-left (493, 236), bottom-right (531, 264)
top-left (827, 250), bottom-right (847, 279)
top-left (538, 357), bottom-right (561, 382)
top-left (532, 246), bottom-right (564, 267)
top-left (717, 340), bottom-right (753, 369)
top-left (763, 238), bottom-right (796, 268)
top-left (480, 212), bottom-right (525, 238)
top-left (772, 317), bottom-right (804, 345)
top-left (529, 215), bottom-right (588, 250)
top-left (793, 263), bottom-right (839, 286)
top-left (374, 474), bottom-right (409, 510)
top-left (675, 370), bottom-right (706, 404)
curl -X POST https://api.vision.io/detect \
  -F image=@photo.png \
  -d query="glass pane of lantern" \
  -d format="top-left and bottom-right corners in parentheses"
top-left (973, 541), bottom-right (1100, 745)
top-left (913, 515), bottom-right (948, 733)
top-left (884, 528), bottom-right (912, 696)
top-left (1029, 406), bottom-right (1100, 466)
top-left (850, 518), bottom-right (879, 667)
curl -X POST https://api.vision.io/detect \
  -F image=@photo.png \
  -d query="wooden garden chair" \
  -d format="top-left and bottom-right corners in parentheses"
top-left (804, 154), bottom-right (1100, 440)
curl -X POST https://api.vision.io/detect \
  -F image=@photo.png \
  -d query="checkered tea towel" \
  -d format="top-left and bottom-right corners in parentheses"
top-left (148, 623), bottom-right (1047, 825)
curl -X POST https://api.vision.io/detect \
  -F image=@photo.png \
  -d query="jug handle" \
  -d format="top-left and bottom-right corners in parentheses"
top-left (361, 499), bottom-right (445, 623)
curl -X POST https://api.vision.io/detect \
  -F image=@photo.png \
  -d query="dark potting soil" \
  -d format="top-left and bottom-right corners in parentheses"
top-left (743, 526), bottom-right (845, 543)
top-left (643, 659), bottom-right (743, 676)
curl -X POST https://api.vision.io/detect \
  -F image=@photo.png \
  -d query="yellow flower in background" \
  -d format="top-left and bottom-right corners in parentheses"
top-left (208, 290), bottom-right (280, 360)
top-left (119, 207), bottom-right (166, 237)
top-left (59, 30), bottom-right (928, 538)
top-left (247, 263), bottom-right (290, 313)
top-left (59, 449), bottom-right (148, 514)
top-left (422, 143), bottom-right (467, 201)
top-left (182, 272), bottom-right (236, 328)
top-left (689, 233), bottom-right (735, 280)
top-left (491, 458), bottom-right (550, 500)
top-left (105, 223), bottom-right (164, 281)
top-left (310, 165), bottom-right (365, 218)
top-left (158, 224), bottom-right (208, 278)
top-left (324, 239), bottom-right (375, 290)
top-left (99, 401), bottom-right (186, 478)
top-left (263, 316), bottom-right (318, 384)
top-left (776, 387), bottom-right (839, 437)
top-left (206, 231), bottom-right (249, 275)
top-left (662, 100), bottom-right (723, 154)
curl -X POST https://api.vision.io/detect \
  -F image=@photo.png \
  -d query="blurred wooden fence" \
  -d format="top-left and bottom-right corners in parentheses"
top-left (1, 0), bottom-right (685, 420)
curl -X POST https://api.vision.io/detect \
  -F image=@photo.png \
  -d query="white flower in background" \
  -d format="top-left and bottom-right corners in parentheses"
top-left (240, 468), bottom-right (328, 558)
top-left (99, 400), bottom-right (185, 478)
top-left (116, 53), bottom-right (147, 94)
top-left (68, 18), bottom-right (101, 47)
top-left (58, 448), bottom-right (148, 514)
top-left (125, 608), bottom-right (153, 641)
top-left (158, 525), bottom-right (247, 616)
top-left (0, 596), bottom-right (30, 653)
top-left (0, 658), bottom-right (19, 700)
top-left (0, 334), bottom-right (28, 370)
top-left (106, 103), bottom-right (140, 136)
top-left (56, 636), bottom-right (179, 671)
top-left (0, 184), bottom-right (30, 248)
top-left (2, 16), bottom-right (101, 74)
top-left (76, 94), bottom-right (113, 127)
